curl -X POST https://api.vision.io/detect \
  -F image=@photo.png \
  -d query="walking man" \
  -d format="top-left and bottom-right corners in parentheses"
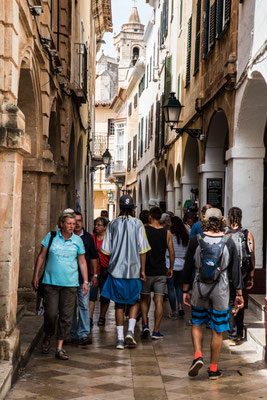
top-left (71, 212), bottom-right (98, 345)
top-left (190, 204), bottom-right (212, 238)
top-left (183, 208), bottom-right (243, 379)
top-left (140, 207), bottom-right (174, 339)
top-left (101, 195), bottom-right (151, 349)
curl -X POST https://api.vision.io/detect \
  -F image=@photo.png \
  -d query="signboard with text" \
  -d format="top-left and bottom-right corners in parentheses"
top-left (207, 178), bottom-right (223, 208)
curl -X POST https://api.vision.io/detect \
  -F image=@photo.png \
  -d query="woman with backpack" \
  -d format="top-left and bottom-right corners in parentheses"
top-left (166, 216), bottom-right (189, 318)
top-left (227, 207), bottom-right (255, 345)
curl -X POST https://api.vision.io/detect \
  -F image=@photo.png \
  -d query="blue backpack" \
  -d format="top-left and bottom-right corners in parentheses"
top-left (197, 233), bottom-right (230, 298)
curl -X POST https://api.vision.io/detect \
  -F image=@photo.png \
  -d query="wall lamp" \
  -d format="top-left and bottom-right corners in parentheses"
top-left (163, 92), bottom-right (204, 141)
top-left (90, 148), bottom-right (112, 173)
top-left (29, 5), bottom-right (43, 16)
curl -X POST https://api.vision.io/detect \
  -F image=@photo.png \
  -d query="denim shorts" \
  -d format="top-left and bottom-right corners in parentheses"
top-left (141, 275), bottom-right (167, 295)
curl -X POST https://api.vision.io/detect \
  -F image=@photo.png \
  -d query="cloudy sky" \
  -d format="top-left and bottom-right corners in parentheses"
top-left (100, 0), bottom-right (152, 58)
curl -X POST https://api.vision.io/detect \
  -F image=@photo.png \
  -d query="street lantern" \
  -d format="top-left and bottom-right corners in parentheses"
top-left (163, 92), bottom-right (183, 127)
top-left (163, 92), bottom-right (204, 140)
top-left (102, 148), bottom-right (112, 166)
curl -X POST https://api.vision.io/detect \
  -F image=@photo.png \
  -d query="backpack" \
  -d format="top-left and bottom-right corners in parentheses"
top-left (196, 233), bottom-right (230, 298)
top-left (226, 228), bottom-right (253, 278)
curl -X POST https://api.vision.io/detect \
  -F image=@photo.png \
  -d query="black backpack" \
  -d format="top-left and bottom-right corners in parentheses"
top-left (226, 228), bottom-right (253, 278)
top-left (196, 233), bottom-right (230, 298)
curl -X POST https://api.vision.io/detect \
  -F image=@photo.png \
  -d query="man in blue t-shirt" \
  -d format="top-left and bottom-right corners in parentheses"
top-left (190, 204), bottom-right (212, 238)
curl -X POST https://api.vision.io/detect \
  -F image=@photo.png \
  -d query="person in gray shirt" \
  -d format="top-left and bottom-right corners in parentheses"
top-left (101, 195), bottom-right (151, 350)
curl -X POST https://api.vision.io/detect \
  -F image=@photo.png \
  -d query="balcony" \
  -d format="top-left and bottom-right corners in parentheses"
top-left (91, 133), bottom-right (108, 167)
top-left (72, 43), bottom-right (88, 104)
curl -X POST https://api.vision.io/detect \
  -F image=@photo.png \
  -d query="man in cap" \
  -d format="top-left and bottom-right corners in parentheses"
top-left (183, 208), bottom-right (243, 380)
top-left (101, 194), bottom-right (151, 349)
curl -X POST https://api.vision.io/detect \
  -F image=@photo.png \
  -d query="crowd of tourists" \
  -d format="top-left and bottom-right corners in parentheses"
top-left (32, 196), bottom-right (255, 380)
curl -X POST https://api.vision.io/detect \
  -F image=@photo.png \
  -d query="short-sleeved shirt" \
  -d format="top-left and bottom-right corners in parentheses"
top-left (101, 216), bottom-right (151, 279)
top-left (41, 231), bottom-right (85, 287)
top-left (77, 229), bottom-right (98, 283)
top-left (92, 234), bottom-right (109, 273)
top-left (190, 221), bottom-right (203, 238)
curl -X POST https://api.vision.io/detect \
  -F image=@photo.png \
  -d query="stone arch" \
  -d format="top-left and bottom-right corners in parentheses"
top-left (200, 110), bottom-right (229, 212)
top-left (167, 164), bottom-right (174, 212)
top-left (174, 164), bottom-right (182, 216)
top-left (144, 176), bottom-right (149, 209)
top-left (182, 136), bottom-right (200, 215)
top-left (158, 168), bottom-right (166, 212)
top-left (132, 46), bottom-right (140, 65)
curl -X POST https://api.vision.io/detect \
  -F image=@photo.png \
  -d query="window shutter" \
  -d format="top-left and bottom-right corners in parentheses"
top-left (164, 55), bottom-right (172, 99)
top-left (194, 0), bottom-right (201, 74)
top-left (179, 0), bottom-right (183, 29)
top-left (216, 0), bottom-right (223, 37)
top-left (155, 101), bottom-right (160, 158)
top-left (203, 0), bottom-right (210, 58)
top-left (160, 95), bottom-right (165, 150)
top-left (150, 104), bottom-right (154, 141)
top-left (185, 16), bottom-right (192, 87)
top-left (177, 73), bottom-right (181, 100)
top-left (224, 0), bottom-right (231, 26)
top-left (127, 141), bottom-right (131, 172)
top-left (145, 116), bottom-right (148, 150)
top-left (138, 122), bottom-right (141, 160)
top-left (209, 1), bottom-right (216, 48)
top-left (165, 0), bottom-right (169, 37)
top-left (160, 11), bottom-right (163, 45)
top-left (148, 112), bottom-right (151, 145)
top-left (141, 117), bottom-right (144, 158)
top-left (133, 135), bottom-right (137, 168)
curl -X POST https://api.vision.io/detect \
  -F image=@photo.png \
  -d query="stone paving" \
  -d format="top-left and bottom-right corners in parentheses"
top-left (6, 301), bottom-right (267, 400)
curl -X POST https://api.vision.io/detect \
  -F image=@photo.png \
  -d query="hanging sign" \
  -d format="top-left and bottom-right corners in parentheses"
top-left (207, 178), bottom-right (223, 208)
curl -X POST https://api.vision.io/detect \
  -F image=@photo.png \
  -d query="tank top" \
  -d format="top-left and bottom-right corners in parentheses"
top-left (145, 225), bottom-right (168, 276)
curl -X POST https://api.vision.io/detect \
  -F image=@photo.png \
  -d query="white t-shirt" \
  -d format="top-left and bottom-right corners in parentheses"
top-left (166, 233), bottom-right (187, 271)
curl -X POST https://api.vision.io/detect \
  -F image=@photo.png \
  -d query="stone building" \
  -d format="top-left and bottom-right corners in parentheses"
top-left (0, 0), bottom-right (112, 365)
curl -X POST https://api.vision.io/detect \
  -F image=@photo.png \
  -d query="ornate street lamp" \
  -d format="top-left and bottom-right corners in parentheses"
top-left (102, 148), bottom-right (112, 166)
top-left (163, 92), bottom-right (204, 140)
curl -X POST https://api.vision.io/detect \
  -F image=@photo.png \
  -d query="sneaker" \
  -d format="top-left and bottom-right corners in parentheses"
top-left (116, 340), bottom-right (125, 350)
top-left (228, 339), bottom-right (237, 346)
top-left (188, 357), bottom-right (204, 377)
top-left (141, 325), bottom-right (150, 337)
top-left (208, 369), bottom-right (222, 380)
top-left (78, 335), bottom-right (92, 345)
top-left (152, 331), bottom-right (164, 340)
top-left (125, 331), bottom-right (137, 346)
top-left (168, 312), bottom-right (178, 319)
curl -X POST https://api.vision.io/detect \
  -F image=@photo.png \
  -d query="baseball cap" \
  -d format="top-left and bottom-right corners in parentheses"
top-left (119, 194), bottom-right (135, 209)
top-left (204, 208), bottom-right (222, 221)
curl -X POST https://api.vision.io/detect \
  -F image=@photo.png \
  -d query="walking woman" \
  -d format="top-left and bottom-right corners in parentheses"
top-left (32, 211), bottom-right (89, 360)
top-left (166, 216), bottom-right (189, 318)
top-left (91, 217), bottom-right (110, 326)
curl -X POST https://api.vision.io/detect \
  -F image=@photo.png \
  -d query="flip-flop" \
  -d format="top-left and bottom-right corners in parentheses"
top-left (42, 337), bottom-right (50, 354)
top-left (97, 317), bottom-right (105, 326)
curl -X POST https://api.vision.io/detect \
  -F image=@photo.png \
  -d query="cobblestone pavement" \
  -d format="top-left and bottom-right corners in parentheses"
top-left (7, 301), bottom-right (267, 400)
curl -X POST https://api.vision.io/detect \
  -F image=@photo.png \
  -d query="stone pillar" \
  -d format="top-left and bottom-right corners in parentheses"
top-left (166, 183), bottom-right (174, 213)
top-left (226, 146), bottom-right (265, 268)
top-left (0, 103), bottom-right (30, 360)
top-left (174, 181), bottom-right (182, 217)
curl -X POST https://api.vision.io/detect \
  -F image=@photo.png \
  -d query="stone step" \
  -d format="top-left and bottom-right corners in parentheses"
top-left (248, 294), bottom-right (265, 321)
top-left (0, 315), bottom-right (43, 400)
top-left (16, 305), bottom-right (25, 325)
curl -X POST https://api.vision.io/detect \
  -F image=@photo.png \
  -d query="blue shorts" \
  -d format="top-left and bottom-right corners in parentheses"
top-left (191, 305), bottom-right (230, 333)
top-left (101, 275), bottom-right (142, 305)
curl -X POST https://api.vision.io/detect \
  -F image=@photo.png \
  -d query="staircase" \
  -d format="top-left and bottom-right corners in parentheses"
top-left (245, 294), bottom-right (266, 359)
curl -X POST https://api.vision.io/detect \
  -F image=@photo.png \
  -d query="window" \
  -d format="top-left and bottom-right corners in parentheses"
top-left (164, 55), bottom-right (172, 99)
top-left (185, 16), bottom-right (192, 87)
top-left (145, 116), bottom-right (148, 150)
top-left (128, 102), bottom-right (132, 117)
top-left (150, 104), bottom-right (154, 142)
top-left (115, 123), bottom-right (125, 162)
top-left (179, 0), bottom-right (183, 30)
top-left (146, 65), bottom-right (149, 88)
top-left (132, 47), bottom-right (139, 66)
top-left (141, 117), bottom-right (144, 158)
top-left (108, 119), bottom-right (115, 136)
top-left (216, 0), bottom-right (231, 37)
top-left (148, 111), bottom-right (151, 146)
top-left (139, 74), bottom-right (145, 97)
top-left (160, 0), bottom-right (169, 45)
top-left (155, 101), bottom-right (161, 158)
top-left (134, 93), bottom-right (138, 108)
top-left (127, 141), bottom-right (131, 172)
top-left (133, 135), bottom-right (137, 168)
top-left (194, 0), bottom-right (201, 75)
top-left (177, 73), bottom-right (181, 100)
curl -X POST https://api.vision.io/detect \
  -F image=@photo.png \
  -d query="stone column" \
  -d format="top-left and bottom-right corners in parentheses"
top-left (166, 183), bottom-right (174, 213)
top-left (0, 103), bottom-right (30, 360)
top-left (174, 181), bottom-right (182, 217)
top-left (226, 146), bottom-right (265, 268)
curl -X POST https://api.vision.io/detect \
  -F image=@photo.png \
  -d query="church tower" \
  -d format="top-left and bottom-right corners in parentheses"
top-left (113, 7), bottom-right (146, 87)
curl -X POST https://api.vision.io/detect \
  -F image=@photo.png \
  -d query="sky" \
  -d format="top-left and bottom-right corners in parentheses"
top-left (100, 0), bottom-right (152, 58)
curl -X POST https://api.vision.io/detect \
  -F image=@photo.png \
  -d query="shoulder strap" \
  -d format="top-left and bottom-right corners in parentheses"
top-left (93, 234), bottom-right (102, 269)
top-left (44, 231), bottom-right (56, 267)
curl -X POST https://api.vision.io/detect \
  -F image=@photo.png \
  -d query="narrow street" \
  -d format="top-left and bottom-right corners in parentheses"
top-left (7, 303), bottom-right (267, 400)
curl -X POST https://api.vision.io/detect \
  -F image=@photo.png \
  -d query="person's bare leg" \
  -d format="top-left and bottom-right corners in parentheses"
top-left (100, 303), bottom-right (109, 318)
top-left (129, 303), bottom-right (139, 319)
top-left (140, 294), bottom-right (150, 326)
top-left (153, 294), bottom-right (164, 332)
top-left (210, 330), bottom-right (223, 365)
top-left (115, 308), bottom-right (124, 326)
top-left (89, 301), bottom-right (95, 320)
top-left (192, 324), bottom-right (204, 353)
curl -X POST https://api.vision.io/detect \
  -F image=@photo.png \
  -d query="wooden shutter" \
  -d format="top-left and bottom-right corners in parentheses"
top-left (209, 1), bottom-right (216, 48)
top-left (216, 0), bottom-right (223, 37)
top-left (141, 117), bottom-right (144, 158)
top-left (145, 116), bottom-right (148, 150)
top-left (155, 101), bottom-right (160, 158)
top-left (160, 11), bottom-right (163, 45)
top-left (138, 122), bottom-right (140, 160)
top-left (203, 0), bottom-right (210, 58)
top-left (148, 112), bottom-right (151, 145)
top-left (127, 141), bottom-right (131, 172)
top-left (179, 0), bottom-right (183, 29)
top-left (160, 95), bottom-right (165, 151)
top-left (185, 16), bottom-right (192, 87)
top-left (165, 0), bottom-right (169, 37)
top-left (224, 0), bottom-right (231, 26)
top-left (133, 135), bottom-right (137, 168)
top-left (194, 0), bottom-right (201, 74)
top-left (164, 55), bottom-right (172, 99)
top-left (150, 104), bottom-right (154, 141)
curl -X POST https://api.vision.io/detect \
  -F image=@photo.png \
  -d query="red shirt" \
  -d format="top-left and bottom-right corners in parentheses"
top-left (92, 234), bottom-right (109, 274)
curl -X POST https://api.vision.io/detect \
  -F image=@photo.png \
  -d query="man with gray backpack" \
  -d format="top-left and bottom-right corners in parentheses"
top-left (183, 208), bottom-right (243, 380)
top-left (226, 207), bottom-right (255, 345)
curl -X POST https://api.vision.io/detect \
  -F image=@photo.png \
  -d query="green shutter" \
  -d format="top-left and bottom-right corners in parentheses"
top-left (194, 0), bottom-right (201, 74)
top-left (185, 16), bottom-right (192, 87)
top-left (216, 0), bottom-right (223, 37)
top-left (179, 0), bottom-right (183, 29)
top-left (209, 2), bottom-right (216, 48)
top-left (203, 0), bottom-right (210, 58)
top-left (165, 0), bottom-right (169, 37)
top-left (224, 0), bottom-right (231, 26)
top-left (164, 55), bottom-right (172, 99)
top-left (155, 101), bottom-right (160, 158)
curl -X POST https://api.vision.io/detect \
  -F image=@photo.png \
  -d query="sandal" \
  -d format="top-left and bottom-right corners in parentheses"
top-left (97, 317), bottom-right (105, 326)
top-left (42, 336), bottom-right (51, 354)
top-left (55, 348), bottom-right (69, 360)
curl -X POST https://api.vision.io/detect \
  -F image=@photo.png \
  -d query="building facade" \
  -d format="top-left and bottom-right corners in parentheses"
top-left (0, 0), bottom-right (112, 363)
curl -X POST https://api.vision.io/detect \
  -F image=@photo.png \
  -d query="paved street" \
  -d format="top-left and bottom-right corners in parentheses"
top-left (7, 302), bottom-right (267, 400)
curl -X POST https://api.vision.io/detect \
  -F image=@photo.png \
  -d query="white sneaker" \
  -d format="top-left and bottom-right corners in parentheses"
top-left (116, 340), bottom-right (124, 350)
top-left (125, 331), bottom-right (136, 346)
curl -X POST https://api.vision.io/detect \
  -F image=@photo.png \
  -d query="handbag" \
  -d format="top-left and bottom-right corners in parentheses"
top-left (37, 231), bottom-right (56, 297)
